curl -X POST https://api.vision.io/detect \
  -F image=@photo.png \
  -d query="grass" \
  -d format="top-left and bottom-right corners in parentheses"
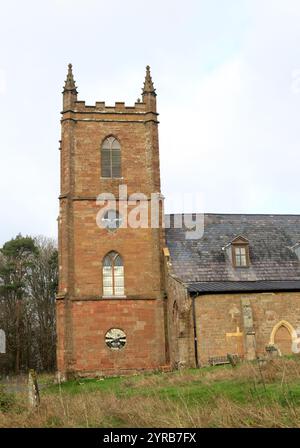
top-left (2, 357), bottom-right (300, 427)
top-left (0, 385), bottom-right (15, 412)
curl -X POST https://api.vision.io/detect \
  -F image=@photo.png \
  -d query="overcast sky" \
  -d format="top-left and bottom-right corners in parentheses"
top-left (0, 0), bottom-right (299, 245)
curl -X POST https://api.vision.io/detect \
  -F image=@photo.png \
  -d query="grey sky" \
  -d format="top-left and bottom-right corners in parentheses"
top-left (0, 0), bottom-right (299, 245)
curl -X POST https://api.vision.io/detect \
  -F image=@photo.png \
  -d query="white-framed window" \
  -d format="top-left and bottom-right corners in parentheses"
top-left (103, 251), bottom-right (124, 296)
top-left (234, 246), bottom-right (248, 267)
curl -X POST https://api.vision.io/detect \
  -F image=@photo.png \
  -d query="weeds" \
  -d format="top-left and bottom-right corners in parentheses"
top-left (0, 385), bottom-right (14, 412)
top-left (1, 357), bottom-right (300, 427)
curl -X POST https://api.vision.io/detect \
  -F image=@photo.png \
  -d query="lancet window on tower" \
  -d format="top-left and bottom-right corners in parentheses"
top-left (103, 251), bottom-right (124, 296)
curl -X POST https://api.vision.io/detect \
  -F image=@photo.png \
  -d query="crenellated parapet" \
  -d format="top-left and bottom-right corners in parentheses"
top-left (62, 64), bottom-right (158, 122)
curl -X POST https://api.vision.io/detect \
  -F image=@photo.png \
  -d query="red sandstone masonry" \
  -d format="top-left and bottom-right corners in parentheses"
top-left (56, 66), bottom-right (166, 378)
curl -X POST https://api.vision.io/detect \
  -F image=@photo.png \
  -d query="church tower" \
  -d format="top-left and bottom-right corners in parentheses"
top-left (56, 64), bottom-right (167, 378)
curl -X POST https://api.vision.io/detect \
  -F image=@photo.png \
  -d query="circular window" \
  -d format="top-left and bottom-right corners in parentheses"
top-left (101, 210), bottom-right (122, 231)
top-left (105, 328), bottom-right (126, 350)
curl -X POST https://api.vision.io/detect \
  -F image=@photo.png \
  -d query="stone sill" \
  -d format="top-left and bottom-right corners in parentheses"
top-left (102, 295), bottom-right (127, 299)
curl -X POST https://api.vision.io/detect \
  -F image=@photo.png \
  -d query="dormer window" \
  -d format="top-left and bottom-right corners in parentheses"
top-left (231, 236), bottom-right (250, 268)
top-left (233, 246), bottom-right (248, 267)
top-left (222, 235), bottom-right (250, 268)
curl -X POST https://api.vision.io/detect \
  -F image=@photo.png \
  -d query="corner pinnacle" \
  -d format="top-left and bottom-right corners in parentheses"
top-left (142, 65), bottom-right (156, 96)
top-left (63, 63), bottom-right (77, 93)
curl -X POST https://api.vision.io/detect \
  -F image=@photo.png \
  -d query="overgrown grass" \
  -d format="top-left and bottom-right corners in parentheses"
top-left (0, 385), bottom-right (14, 412)
top-left (2, 357), bottom-right (300, 427)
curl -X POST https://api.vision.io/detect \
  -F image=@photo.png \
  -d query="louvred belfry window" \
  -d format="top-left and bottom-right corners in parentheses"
top-left (101, 136), bottom-right (121, 178)
top-left (103, 251), bottom-right (124, 296)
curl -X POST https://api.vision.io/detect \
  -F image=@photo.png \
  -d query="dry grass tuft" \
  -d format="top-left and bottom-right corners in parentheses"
top-left (2, 357), bottom-right (300, 428)
top-left (1, 390), bottom-right (300, 428)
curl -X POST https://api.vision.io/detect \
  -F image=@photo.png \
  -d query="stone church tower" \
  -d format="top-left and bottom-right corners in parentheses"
top-left (56, 64), bottom-right (167, 378)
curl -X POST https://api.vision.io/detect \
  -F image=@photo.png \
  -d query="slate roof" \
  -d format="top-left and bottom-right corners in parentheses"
top-left (165, 214), bottom-right (300, 292)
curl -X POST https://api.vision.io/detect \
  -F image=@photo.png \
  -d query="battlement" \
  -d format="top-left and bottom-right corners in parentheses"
top-left (62, 64), bottom-right (157, 117)
top-left (69, 99), bottom-right (148, 114)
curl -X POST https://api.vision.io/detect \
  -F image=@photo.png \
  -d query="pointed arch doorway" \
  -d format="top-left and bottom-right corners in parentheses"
top-left (269, 320), bottom-right (297, 355)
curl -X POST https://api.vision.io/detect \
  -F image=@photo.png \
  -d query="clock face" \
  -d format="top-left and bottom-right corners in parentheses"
top-left (105, 328), bottom-right (126, 350)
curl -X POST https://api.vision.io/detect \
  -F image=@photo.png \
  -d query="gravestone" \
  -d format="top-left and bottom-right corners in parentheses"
top-left (28, 369), bottom-right (40, 408)
top-left (227, 353), bottom-right (239, 367)
top-left (265, 344), bottom-right (279, 359)
top-left (0, 329), bottom-right (6, 354)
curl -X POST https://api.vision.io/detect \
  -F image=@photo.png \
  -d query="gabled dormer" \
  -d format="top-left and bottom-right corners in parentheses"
top-left (223, 235), bottom-right (250, 268)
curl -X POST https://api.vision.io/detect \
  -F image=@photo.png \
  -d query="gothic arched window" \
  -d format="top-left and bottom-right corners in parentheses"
top-left (101, 136), bottom-right (121, 178)
top-left (103, 251), bottom-right (124, 296)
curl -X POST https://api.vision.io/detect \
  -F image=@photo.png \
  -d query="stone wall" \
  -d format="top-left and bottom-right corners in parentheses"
top-left (165, 286), bottom-right (300, 368)
top-left (195, 291), bottom-right (300, 365)
top-left (165, 274), bottom-right (195, 368)
top-left (56, 297), bottom-right (166, 377)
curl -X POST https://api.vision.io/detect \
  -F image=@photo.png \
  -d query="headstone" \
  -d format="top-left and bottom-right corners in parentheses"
top-left (227, 353), bottom-right (239, 367)
top-left (265, 344), bottom-right (279, 359)
top-left (0, 329), bottom-right (6, 354)
top-left (28, 369), bottom-right (40, 408)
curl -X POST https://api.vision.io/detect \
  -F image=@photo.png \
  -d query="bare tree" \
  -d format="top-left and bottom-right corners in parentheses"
top-left (28, 236), bottom-right (58, 371)
top-left (0, 235), bottom-right (58, 374)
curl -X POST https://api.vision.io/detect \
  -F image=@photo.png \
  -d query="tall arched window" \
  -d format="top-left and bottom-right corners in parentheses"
top-left (101, 136), bottom-right (121, 178)
top-left (103, 251), bottom-right (124, 296)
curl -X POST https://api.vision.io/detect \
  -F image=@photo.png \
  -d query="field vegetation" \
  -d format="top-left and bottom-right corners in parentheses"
top-left (1, 356), bottom-right (300, 427)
